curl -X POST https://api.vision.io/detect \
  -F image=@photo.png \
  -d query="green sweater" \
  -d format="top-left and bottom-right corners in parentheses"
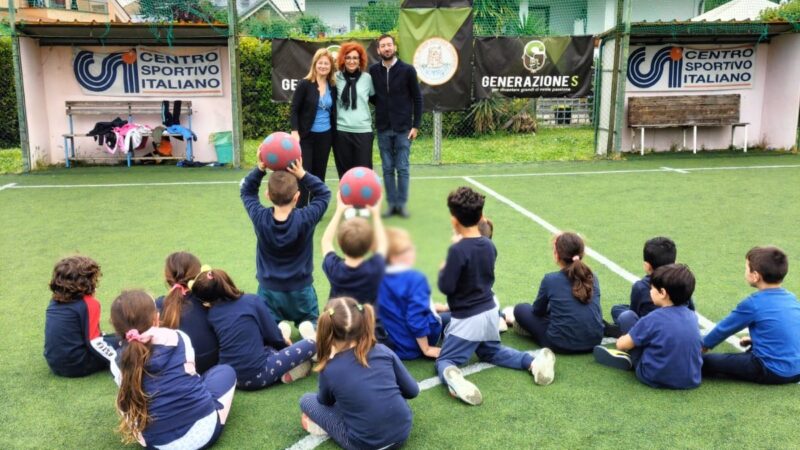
top-left (336, 71), bottom-right (374, 133)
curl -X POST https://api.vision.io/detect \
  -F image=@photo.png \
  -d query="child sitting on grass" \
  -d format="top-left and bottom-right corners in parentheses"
top-left (378, 227), bottom-right (446, 359)
top-left (192, 267), bottom-right (316, 390)
top-left (436, 187), bottom-right (555, 406)
top-left (299, 297), bottom-right (419, 449)
top-left (44, 255), bottom-right (118, 377)
top-left (594, 264), bottom-right (702, 389)
top-left (702, 246), bottom-right (800, 384)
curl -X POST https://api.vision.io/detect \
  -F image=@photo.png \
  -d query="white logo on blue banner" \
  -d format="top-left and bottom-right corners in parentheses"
top-left (627, 45), bottom-right (755, 92)
top-left (73, 47), bottom-right (224, 97)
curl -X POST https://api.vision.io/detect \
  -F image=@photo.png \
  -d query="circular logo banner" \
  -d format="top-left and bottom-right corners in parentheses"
top-left (413, 37), bottom-right (458, 86)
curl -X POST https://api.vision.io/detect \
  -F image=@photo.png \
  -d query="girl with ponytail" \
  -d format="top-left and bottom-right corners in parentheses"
top-left (509, 232), bottom-right (604, 353)
top-left (155, 252), bottom-right (219, 373)
top-left (110, 290), bottom-right (236, 449)
top-left (191, 267), bottom-right (316, 390)
top-left (299, 297), bottom-right (419, 450)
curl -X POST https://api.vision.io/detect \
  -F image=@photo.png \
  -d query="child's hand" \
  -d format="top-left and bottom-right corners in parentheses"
top-left (286, 157), bottom-right (306, 179)
top-left (257, 160), bottom-right (268, 172)
top-left (423, 346), bottom-right (441, 358)
top-left (284, 337), bottom-right (293, 347)
top-left (335, 191), bottom-right (348, 213)
top-left (739, 336), bottom-right (752, 348)
top-left (701, 346), bottom-right (710, 354)
top-left (367, 193), bottom-right (383, 216)
top-left (434, 303), bottom-right (449, 313)
top-left (291, 130), bottom-right (300, 142)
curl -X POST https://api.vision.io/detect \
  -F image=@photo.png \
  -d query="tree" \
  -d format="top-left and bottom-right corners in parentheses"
top-left (295, 15), bottom-right (329, 37)
top-left (758, 0), bottom-right (800, 21)
top-left (356, 0), bottom-right (400, 33)
top-left (138, 0), bottom-right (227, 24)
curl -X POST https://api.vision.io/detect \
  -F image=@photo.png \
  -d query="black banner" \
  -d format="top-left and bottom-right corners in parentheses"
top-left (474, 36), bottom-right (594, 99)
top-left (401, 0), bottom-right (473, 7)
top-left (271, 39), bottom-right (378, 102)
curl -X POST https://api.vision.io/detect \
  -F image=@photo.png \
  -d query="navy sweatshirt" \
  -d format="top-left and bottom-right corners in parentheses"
top-left (155, 294), bottom-right (219, 374)
top-left (318, 344), bottom-right (419, 449)
top-left (368, 59), bottom-right (423, 132)
top-left (438, 237), bottom-right (497, 319)
top-left (323, 252), bottom-right (386, 304)
top-left (207, 294), bottom-right (287, 379)
top-left (44, 295), bottom-right (111, 377)
top-left (533, 271), bottom-right (604, 352)
top-left (241, 168), bottom-right (331, 291)
top-left (630, 275), bottom-right (696, 318)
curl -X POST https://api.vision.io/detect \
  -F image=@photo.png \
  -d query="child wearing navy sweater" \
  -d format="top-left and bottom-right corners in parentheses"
top-left (606, 237), bottom-right (695, 337)
top-left (44, 256), bottom-right (118, 377)
top-left (378, 227), bottom-right (445, 359)
top-left (300, 297), bottom-right (419, 449)
top-left (241, 156), bottom-right (331, 336)
top-left (192, 268), bottom-right (316, 390)
top-left (702, 246), bottom-right (800, 384)
top-left (511, 232), bottom-right (604, 354)
top-left (110, 290), bottom-right (236, 449)
top-left (155, 252), bottom-right (219, 374)
top-left (436, 187), bottom-right (556, 406)
top-left (594, 264), bottom-right (703, 389)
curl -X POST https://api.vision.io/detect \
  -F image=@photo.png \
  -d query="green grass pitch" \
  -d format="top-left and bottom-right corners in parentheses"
top-left (1, 153), bottom-right (799, 449)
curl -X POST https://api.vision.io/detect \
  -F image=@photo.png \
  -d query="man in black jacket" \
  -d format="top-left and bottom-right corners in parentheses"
top-left (369, 34), bottom-right (423, 218)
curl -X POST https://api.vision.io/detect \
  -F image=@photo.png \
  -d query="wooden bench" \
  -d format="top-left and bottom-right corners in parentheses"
top-left (63, 101), bottom-right (194, 167)
top-left (628, 94), bottom-right (749, 155)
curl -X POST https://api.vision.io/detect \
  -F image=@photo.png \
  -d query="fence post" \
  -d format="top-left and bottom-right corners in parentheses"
top-left (433, 110), bottom-right (442, 165)
top-left (9, 0), bottom-right (31, 172)
top-left (227, 0), bottom-right (243, 169)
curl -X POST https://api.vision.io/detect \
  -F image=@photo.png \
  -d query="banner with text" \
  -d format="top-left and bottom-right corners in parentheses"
top-left (73, 47), bottom-right (224, 97)
top-left (627, 45), bottom-right (756, 92)
top-left (473, 36), bottom-right (594, 99)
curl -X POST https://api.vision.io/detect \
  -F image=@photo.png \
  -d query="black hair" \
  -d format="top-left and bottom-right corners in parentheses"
top-left (643, 237), bottom-right (677, 270)
top-left (447, 186), bottom-right (484, 227)
top-left (746, 246), bottom-right (788, 284)
top-left (377, 34), bottom-right (395, 44)
top-left (650, 264), bottom-right (695, 306)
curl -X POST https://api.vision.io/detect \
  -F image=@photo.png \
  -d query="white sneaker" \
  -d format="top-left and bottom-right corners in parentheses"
top-left (530, 348), bottom-right (556, 386)
top-left (443, 366), bottom-right (482, 406)
top-left (501, 306), bottom-right (515, 324)
top-left (356, 208), bottom-right (371, 218)
top-left (298, 321), bottom-right (316, 341)
top-left (278, 321), bottom-right (292, 342)
top-left (301, 413), bottom-right (328, 436)
top-left (498, 317), bottom-right (508, 333)
top-left (281, 360), bottom-right (312, 384)
top-left (343, 208), bottom-right (357, 220)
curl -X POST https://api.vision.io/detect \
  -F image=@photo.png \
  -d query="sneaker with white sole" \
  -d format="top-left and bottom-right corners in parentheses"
top-left (281, 360), bottom-right (312, 384)
top-left (278, 321), bottom-right (292, 342)
top-left (443, 366), bottom-right (482, 405)
top-left (530, 348), bottom-right (556, 386)
top-left (501, 306), bottom-right (515, 324)
top-left (298, 321), bottom-right (316, 341)
top-left (301, 413), bottom-right (328, 436)
top-left (512, 320), bottom-right (532, 337)
top-left (498, 317), bottom-right (508, 333)
top-left (593, 345), bottom-right (632, 371)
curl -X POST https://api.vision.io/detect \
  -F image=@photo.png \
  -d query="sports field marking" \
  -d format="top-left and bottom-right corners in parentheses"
top-left (0, 183), bottom-right (16, 191)
top-left (3, 163), bottom-right (799, 190)
top-left (463, 176), bottom-right (746, 351)
top-left (286, 352), bottom-right (538, 450)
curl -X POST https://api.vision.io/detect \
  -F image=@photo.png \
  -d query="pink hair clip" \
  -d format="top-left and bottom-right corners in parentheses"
top-left (169, 283), bottom-right (188, 296)
top-left (572, 255), bottom-right (580, 262)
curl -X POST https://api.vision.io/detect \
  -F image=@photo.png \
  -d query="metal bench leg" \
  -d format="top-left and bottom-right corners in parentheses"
top-left (640, 128), bottom-right (645, 156)
top-left (64, 137), bottom-right (70, 168)
top-left (683, 128), bottom-right (686, 151)
top-left (693, 126), bottom-right (697, 154)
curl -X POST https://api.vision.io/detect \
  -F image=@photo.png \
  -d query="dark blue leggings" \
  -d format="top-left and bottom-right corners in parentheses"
top-left (237, 339), bottom-right (316, 390)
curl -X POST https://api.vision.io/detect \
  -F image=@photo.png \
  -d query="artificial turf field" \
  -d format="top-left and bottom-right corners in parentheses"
top-left (1, 152), bottom-right (799, 449)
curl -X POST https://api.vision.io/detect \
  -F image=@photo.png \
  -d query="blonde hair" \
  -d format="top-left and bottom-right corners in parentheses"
top-left (314, 297), bottom-right (376, 372)
top-left (304, 48), bottom-right (336, 85)
top-left (386, 227), bottom-right (413, 260)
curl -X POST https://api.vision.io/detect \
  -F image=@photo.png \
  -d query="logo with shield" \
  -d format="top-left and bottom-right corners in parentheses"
top-left (522, 40), bottom-right (547, 74)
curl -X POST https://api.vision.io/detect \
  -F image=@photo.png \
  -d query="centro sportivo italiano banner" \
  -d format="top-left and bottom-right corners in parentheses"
top-left (73, 47), bottom-right (224, 97)
top-left (627, 45), bottom-right (756, 92)
top-left (271, 39), bottom-right (379, 102)
top-left (473, 36), bottom-right (594, 99)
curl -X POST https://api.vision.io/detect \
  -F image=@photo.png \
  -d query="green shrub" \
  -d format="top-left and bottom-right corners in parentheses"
top-left (239, 37), bottom-right (291, 138)
top-left (758, 0), bottom-right (800, 21)
top-left (0, 38), bottom-right (19, 148)
top-left (356, 0), bottom-right (400, 33)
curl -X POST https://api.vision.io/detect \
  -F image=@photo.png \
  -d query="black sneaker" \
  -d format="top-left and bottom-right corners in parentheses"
top-left (593, 345), bottom-right (632, 371)
top-left (397, 206), bottom-right (410, 218)
top-left (603, 320), bottom-right (623, 338)
top-left (381, 207), bottom-right (396, 218)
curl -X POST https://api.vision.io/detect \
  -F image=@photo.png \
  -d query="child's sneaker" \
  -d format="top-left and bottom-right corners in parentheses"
top-left (501, 306), bottom-right (515, 324)
top-left (281, 360), bottom-right (312, 384)
top-left (593, 345), bottom-right (632, 371)
top-left (298, 321), bottom-right (316, 341)
top-left (512, 320), bottom-right (532, 337)
top-left (301, 413), bottom-right (328, 436)
top-left (356, 207), bottom-right (371, 218)
top-left (443, 366), bottom-right (482, 406)
top-left (278, 321), bottom-right (292, 342)
top-left (498, 317), bottom-right (508, 333)
top-left (343, 208), bottom-right (357, 220)
top-left (530, 348), bottom-right (556, 386)
top-left (603, 320), bottom-right (623, 338)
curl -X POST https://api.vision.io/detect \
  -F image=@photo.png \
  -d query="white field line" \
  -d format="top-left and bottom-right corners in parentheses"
top-left (286, 351), bottom-right (539, 450)
top-left (3, 163), bottom-right (800, 190)
top-left (0, 183), bottom-right (16, 191)
top-left (463, 176), bottom-right (746, 352)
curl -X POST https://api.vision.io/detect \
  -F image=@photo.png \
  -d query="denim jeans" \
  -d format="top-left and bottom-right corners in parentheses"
top-left (377, 129), bottom-right (411, 209)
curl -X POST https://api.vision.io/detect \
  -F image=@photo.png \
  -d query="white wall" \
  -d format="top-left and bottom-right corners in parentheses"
top-left (306, 0), bottom-right (365, 35)
top-left (587, 0), bottom-right (702, 35)
top-left (19, 43), bottom-right (234, 167)
top-left (760, 33), bottom-right (800, 150)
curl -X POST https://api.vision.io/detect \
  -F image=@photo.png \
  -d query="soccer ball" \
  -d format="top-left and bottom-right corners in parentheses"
top-left (258, 132), bottom-right (301, 170)
top-left (340, 167), bottom-right (382, 207)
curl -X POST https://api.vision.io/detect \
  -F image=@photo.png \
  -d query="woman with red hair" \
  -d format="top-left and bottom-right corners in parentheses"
top-left (333, 41), bottom-right (375, 178)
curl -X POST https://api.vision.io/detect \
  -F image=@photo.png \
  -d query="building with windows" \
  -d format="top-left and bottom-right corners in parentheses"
top-left (0, 0), bottom-right (131, 22)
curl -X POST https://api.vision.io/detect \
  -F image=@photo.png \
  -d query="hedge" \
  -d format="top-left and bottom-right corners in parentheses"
top-left (0, 38), bottom-right (19, 148)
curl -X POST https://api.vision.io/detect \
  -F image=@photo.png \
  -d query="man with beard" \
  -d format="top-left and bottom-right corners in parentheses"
top-left (369, 34), bottom-right (423, 219)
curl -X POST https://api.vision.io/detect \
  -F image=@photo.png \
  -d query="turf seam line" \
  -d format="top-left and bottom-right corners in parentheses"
top-left (463, 176), bottom-right (746, 352)
top-left (6, 163), bottom-right (800, 189)
top-left (661, 166), bottom-right (690, 174)
top-left (0, 182), bottom-right (16, 191)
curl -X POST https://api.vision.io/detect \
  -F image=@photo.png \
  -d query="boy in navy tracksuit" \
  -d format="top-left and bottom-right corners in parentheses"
top-left (594, 264), bottom-right (703, 389)
top-left (607, 237), bottom-right (695, 337)
top-left (434, 187), bottom-right (556, 406)
top-left (241, 156), bottom-right (331, 332)
top-left (702, 246), bottom-right (800, 384)
top-left (44, 256), bottom-right (118, 377)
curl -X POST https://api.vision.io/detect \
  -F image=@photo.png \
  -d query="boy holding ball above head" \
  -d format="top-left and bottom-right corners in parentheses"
top-left (701, 246), bottom-right (800, 384)
top-left (240, 153), bottom-right (331, 340)
top-left (436, 187), bottom-right (556, 406)
top-left (594, 264), bottom-right (703, 389)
